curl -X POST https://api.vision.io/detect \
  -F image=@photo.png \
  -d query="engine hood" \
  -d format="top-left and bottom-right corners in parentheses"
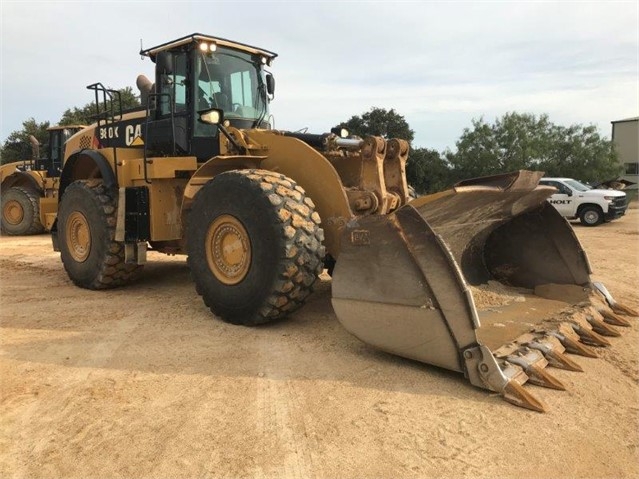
top-left (581, 189), bottom-right (626, 198)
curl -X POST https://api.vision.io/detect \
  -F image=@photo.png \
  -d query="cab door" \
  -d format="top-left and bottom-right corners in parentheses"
top-left (542, 180), bottom-right (575, 216)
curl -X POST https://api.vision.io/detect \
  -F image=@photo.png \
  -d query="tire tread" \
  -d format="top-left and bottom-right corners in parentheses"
top-left (60, 180), bottom-right (141, 289)
top-left (188, 169), bottom-right (325, 325)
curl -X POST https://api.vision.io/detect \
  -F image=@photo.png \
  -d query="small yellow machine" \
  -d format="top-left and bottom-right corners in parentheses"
top-left (54, 34), bottom-right (635, 411)
top-left (1, 125), bottom-right (84, 235)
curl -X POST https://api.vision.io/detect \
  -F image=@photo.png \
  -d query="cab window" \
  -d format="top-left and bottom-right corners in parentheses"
top-left (230, 71), bottom-right (253, 109)
top-left (159, 52), bottom-right (188, 116)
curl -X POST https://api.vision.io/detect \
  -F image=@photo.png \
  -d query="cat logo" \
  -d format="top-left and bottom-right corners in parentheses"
top-left (125, 124), bottom-right (144, 146)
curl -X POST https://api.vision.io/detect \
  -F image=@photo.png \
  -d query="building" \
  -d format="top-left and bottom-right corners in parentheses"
top-left (611, 116), bottom-right (639, 191)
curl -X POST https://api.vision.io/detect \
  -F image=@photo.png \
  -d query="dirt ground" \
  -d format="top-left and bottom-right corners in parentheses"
top-left (1, 209), bottom-right (638, 479)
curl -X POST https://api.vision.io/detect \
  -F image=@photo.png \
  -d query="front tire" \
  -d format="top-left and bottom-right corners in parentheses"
top-left (187, 169), bottom-right (325, 325)
top-left (579, 205), bottom-right (603, 226)
top-left (57, 180), bottom-right (142, 289)
top-left (1, 186), bottom-right (44, 235)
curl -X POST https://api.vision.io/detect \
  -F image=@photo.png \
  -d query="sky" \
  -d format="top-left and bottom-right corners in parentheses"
top-left (1, 1), bottom-right (637, 152)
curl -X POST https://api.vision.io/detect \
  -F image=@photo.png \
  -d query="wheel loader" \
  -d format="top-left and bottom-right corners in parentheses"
top-left (1, 125), bottom-right (84, 235)
top-left (53, 33), bottom-right (636, 412)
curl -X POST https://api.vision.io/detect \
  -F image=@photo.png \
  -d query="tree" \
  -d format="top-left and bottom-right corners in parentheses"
top-left (335, 107), bottom-right (454, 193)
top-left (540, 123), bottom-right (620, 181)
top-left (0, 118), bottom-right (50, 165)
top-left (59, 86), bottom-right (141, 126)
top-left (446, 113), bottom-right (621, 183)
top-left (1, 86), bottom-right (140, 165)
top-left (408, 148), bottom-right (454, 194)
top-left (335, 107), bottom-right (415, 143)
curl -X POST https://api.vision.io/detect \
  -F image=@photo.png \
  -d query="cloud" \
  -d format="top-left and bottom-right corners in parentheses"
top-left (1, 1), bottom-right (637, 152)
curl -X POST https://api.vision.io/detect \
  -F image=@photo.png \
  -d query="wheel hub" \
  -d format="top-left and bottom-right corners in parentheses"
top-left (3, 200), bottom-right (24, 225)
top-left (584, 211), bottom-right (598, 224)
top-left (206, 215), bottom-right (251, 285)
top-left (66, 211), bottom-right (91, 262)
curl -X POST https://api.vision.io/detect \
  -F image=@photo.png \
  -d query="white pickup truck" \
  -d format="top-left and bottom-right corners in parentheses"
top-left (538, 177), bottom-right (627, 226)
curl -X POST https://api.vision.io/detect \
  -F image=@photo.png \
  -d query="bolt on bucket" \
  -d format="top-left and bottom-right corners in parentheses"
top-left (331, 171), bottom-right (636, 411)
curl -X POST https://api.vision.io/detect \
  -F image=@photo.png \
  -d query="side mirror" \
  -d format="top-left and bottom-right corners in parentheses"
top-left (265, 73), bottom-right (275, 96)
top-left (156, 52), bottom-right (174, 75)
top-left (198, 108), bottom-right (224, 125)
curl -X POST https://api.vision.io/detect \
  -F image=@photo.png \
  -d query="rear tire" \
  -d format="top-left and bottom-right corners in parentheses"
top-left (1, 186), bottom-right (44, 235)
top-left (57, 180), bottom-right (142, 289)
top-left (579, 205), bottom-right (603, 226)
top-left (187, 169), bottom-right (325, 325)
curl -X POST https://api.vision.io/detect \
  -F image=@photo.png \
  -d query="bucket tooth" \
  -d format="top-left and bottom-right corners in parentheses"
top-left (542, 349), bottom-right (584, 372)
top-left (468, 345), bottom-right (545, 411)
top-left (586, 315), bottom-right (621, 337)
top-left (550, 331), bottom-right (598, 358)
top-left (598, 308), bottom-right (632, 327)
top-left (522, 363), bottom-right (566, 390)
top-left (593, 281), bottom-right (638, 317)
top-left (502, 380), bottom-right (546, 413)
top-left (611, 302), bottom-right (639, 318)
top-left (504, 350), bottom-right (566, 390)
top-left (523, 334), bottom-right (584, 372)
top-left (573, 324), bottom-right (612, 347)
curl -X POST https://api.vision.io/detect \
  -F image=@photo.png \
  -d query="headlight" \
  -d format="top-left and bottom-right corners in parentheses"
top-left (603, 196), bottom-right (616, 201)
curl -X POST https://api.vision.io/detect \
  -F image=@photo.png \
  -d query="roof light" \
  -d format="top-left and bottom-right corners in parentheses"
top-left (199, 42), bottom-right (217, 53)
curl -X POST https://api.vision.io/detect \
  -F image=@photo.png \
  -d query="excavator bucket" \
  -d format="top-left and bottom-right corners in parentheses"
top-left (331, 171), bottom-right (635, 411)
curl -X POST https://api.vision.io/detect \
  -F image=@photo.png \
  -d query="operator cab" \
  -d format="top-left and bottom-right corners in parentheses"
top-left (22, 125), bottom-right (84, 176)
top-left (140, 33), bottom-right (277, 160)
top-left (44, 126), bottom-right (85, 175)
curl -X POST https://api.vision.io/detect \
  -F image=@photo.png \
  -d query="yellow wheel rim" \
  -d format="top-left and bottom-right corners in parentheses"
top-left (66, 211), bottom-right (91, 262)
top-left (206, 215), bottom-right (251, 285)
top-left (3, 200), bottom-right (24, 225)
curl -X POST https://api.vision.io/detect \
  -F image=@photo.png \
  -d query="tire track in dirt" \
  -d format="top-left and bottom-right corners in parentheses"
top-left (254, 334), bottom-right (319, 479)
top-left (0, 311), bottom-right (144, 476)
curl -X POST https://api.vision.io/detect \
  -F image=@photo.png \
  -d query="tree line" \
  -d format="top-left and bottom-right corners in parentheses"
top-left (1, 97), bottom-right (621, 192)
top-left (0, 87), bottom-right (140, 165)
top-left (336, 108), bottom-right (621, 193)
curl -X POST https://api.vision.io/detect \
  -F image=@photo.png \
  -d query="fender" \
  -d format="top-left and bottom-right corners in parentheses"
top-left (0, 170), bottom-right (43, 193)
top-left (181, 155), bottom-right (266, 215)
top-left (245, 130), bottom-right (353, 258)
top-left (52, 149), bottom-right (116, 250)
top-left (59, 149), bottom-right (116, 201)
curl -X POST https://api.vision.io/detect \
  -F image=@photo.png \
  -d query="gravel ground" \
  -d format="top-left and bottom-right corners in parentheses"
top-left (1, 209), bottom-right (637, 478)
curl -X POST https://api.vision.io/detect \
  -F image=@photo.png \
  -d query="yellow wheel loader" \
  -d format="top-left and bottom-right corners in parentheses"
top-left (1, 125), bottom-right (84, 235)
top-left (53, 33), bottom-right (636, 411)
